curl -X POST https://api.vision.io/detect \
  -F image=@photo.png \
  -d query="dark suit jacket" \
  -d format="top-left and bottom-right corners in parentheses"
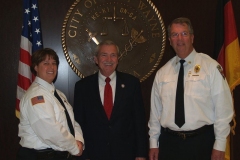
top-left (74, 71), bottom-right (148, 160)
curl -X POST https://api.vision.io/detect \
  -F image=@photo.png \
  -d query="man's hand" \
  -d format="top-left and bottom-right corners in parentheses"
top-left (135, 157), bottom-right (146, 160)
top-left (211, 149), bottom-right (225, 160)
top-left (149, 148), bottom-right (159, 160)
top-left (75, 140), bottom-right (83, 156)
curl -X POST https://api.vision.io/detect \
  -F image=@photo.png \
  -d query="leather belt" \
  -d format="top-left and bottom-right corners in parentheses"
top-left (161, 125), bottom-right (213, 140)
top-left (35, 148), bottom-right (72, 159)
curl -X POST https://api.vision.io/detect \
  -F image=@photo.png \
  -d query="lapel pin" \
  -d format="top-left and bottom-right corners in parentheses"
top-left (121, 84), bottom-right (125, 88)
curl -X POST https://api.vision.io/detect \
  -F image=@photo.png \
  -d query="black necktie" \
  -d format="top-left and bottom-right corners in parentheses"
top-left (54, 90), bottom-right (75, 136)
top-left (175, 60), bottom-right (185, 128)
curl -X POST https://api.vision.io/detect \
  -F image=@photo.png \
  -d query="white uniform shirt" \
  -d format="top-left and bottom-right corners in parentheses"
top-left (18, 77), bottom-right (84, 155)
top-left (148, 49), bottom-right (233, 151)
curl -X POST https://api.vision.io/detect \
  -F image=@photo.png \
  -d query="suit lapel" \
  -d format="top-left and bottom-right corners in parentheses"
top-left (111, 72), bottom-right (125, 120)
top-left (91, 73), bottom-right (109, 121)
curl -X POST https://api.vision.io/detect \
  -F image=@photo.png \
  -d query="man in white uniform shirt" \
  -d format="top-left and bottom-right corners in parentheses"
top-left (148, 17), bottom-right (233, 160)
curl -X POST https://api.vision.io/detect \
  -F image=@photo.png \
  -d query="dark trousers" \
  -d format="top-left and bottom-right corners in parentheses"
top-left (17, 147), bottom-right (74, 160)
top-left (158, 126), bottom-right (215, 160)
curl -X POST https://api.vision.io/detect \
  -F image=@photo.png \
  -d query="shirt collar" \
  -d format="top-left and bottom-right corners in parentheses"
top-left (98, 71), bottom-right (116, 84)
top-left (34, 76), bottom-right (55, 93)
top-left (175, 49), bottom-right (197, 67)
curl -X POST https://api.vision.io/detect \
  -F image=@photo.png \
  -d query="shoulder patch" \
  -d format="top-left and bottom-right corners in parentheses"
top-left (217, 65), bottom-right (225, 79)
top-left (31, 96), bottom-right (45, 106)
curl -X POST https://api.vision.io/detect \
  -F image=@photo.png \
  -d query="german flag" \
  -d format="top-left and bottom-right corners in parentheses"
top-left (214, 0), bottom-right (240, 91)
top-left (214, 0), bottom-right (240, 159)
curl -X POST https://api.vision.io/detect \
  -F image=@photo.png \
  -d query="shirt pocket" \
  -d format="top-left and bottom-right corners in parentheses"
top-left (185, 74), bottom-right (210, 97)
top-left (54, 102), bottom-right (66, 123)
top-left (160, 74), bottom-right (177, 97)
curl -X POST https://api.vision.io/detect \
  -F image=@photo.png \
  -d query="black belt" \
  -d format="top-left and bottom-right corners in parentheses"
top-left (35, 148), bottom-right (72, 159)
top-left (161, 125), bottom-right (213, 140)
top-left (22, 147), bottom-right (72, 159)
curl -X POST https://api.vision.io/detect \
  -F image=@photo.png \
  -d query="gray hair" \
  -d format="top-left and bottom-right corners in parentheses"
top-left (95, 40), bottom-right (120, 56)
top-left (167, 17), bottom-right (194, 38)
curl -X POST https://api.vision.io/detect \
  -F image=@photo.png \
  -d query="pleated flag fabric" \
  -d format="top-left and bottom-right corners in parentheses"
top-left (214, 0), bottom-right (240, 159)
top-left (16, 0), bottom-right (43, 118)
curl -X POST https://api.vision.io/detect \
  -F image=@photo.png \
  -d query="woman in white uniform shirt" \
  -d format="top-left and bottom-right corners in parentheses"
top-left (17, 48), bottom-right (84, 160)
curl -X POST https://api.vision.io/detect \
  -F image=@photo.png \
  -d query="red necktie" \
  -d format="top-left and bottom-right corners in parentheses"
top-left (104, 77), bottom-right (113, 120)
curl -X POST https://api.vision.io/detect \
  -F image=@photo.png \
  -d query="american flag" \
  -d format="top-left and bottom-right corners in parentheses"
top-left (16, 0), bottom-right (43, 118)
top-left (31, 96), bottom-right (45, 106)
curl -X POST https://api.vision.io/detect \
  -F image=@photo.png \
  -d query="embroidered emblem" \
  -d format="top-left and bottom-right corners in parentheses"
top-left (31, 96), bottom-right (45, 106)
top-left (217, 65), bottom-right (225, 79)
top-left (194, 65), bottom-right (201, 73)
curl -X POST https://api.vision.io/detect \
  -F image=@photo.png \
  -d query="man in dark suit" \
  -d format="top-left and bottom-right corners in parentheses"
top-left (73, 40), bottom-right (148, 160)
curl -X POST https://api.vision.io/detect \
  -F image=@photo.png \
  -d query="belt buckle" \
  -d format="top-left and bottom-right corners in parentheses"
top-left (179, 132), bottom-right (186, 140)
top-left (67, 152), bottom-right (71, 158)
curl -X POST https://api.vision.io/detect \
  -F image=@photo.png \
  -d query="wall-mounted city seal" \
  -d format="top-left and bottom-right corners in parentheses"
top-left (62, 0), bottom-right (166, 82)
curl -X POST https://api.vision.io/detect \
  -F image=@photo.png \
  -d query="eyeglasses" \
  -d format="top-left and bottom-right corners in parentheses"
top-left (170, 31), bottom-right (190, 38)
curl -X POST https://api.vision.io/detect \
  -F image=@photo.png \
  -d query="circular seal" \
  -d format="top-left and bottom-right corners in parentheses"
top-left (62, 0), bottom-right (166, 82)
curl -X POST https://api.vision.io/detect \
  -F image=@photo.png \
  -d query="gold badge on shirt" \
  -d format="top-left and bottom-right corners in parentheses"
top-left (217, 65), bottom-right (225, 79)
top-left (194, 65), bottom-right (201, 73)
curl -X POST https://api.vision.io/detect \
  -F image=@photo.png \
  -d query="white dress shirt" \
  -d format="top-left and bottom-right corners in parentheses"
top-left (98, 71), bottom-right (116, 105)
